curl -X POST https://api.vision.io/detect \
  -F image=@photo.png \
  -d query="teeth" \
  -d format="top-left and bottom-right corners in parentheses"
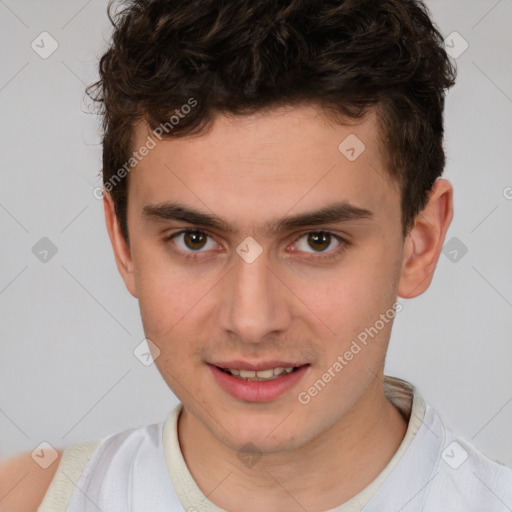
top-left (226, 366), bottom-right (297, 381)
top-left (239, 369), bottom-right (256, 378)
top-left (255, 369), bottom-right (274, 379)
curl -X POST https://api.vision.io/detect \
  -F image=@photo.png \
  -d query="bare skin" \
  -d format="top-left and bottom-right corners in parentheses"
top-left (0, 450), bottom-right (62, 511)
top-left (0, 103), bottom-right (452, 512)
top-left (103, 104), bottom-right (452, 511)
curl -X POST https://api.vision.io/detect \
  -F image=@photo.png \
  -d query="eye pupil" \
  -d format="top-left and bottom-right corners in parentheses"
top-left (184, 230), bottom-right (207, 250)
top-left (308, 232), bottom-right (330, 252)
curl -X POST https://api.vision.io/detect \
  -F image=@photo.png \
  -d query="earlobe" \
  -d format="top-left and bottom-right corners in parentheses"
top-left (103, 192), bottom-right (138, 298)
top-left (398, 179), bottom-right (453, 299)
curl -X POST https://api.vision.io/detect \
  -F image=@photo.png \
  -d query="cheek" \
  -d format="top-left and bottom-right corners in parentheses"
top-left (293, 241), bottom-right (401, 338)
top-left (131, 243), bottom-right (194, 342)
top-left (131, 242), bottom-right (223, 374)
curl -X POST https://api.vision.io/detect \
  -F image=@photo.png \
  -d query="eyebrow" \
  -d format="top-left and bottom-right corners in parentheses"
top-left (141, 201), bottom-right (374, 235)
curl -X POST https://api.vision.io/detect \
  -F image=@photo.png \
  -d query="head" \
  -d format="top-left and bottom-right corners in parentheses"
top-left (91, 0), bottom-right (455, 454)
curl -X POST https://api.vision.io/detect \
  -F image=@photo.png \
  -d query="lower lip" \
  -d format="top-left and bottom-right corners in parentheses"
top-left (208, 364), bottom-right (309, 402)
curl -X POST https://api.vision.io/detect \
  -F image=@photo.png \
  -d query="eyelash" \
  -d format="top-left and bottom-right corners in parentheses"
top-left (164, 229), bottom-right (350, 262)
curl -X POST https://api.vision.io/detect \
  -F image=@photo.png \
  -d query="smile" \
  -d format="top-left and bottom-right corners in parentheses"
top-left (208, 363), bottom-right (310, 402)
top-left (219, 366), bottom-right (297, 381)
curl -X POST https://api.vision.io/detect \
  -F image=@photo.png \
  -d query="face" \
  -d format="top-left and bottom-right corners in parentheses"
top-left (109, 104), bottom-right (409, 454)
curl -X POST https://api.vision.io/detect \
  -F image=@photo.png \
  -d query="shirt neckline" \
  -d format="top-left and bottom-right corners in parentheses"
top-left (162, 375), bottom-right (426, 512)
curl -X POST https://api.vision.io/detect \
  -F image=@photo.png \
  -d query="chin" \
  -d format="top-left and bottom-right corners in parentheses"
top-left (230, 435), bottom-right (300, 458)
top-left (222, 421), bottom-right (304, 454)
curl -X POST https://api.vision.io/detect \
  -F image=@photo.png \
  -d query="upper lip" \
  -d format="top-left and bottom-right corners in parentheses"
top-left (209, 360), bottom-right (309, 371)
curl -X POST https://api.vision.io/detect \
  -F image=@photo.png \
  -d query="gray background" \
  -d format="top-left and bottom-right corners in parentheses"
top-left (1, 0), bottom-right (511, 466)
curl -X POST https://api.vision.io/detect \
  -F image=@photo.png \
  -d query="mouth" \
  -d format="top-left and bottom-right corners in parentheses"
top-left (216, 365), bottom-right (303, 381)
top-left (207, 362), bottom-right (311, 402)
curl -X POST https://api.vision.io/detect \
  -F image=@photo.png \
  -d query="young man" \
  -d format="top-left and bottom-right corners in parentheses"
top-left (1, 0), bottom-right (511, 510)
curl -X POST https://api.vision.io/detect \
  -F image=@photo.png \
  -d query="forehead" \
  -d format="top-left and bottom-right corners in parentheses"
top-left (127, 104), bottom-right (399, 233)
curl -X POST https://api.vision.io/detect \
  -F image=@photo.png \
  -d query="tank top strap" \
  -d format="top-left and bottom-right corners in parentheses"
top-left (37, 439), bottom-right (101, 512)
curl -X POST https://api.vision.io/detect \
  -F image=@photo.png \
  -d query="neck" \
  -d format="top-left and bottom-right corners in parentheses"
top-left (178, 378), bottom-right (408, 512)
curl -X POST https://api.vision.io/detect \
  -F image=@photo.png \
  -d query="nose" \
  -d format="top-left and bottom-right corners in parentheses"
top-left (217, 246), bottom-right (293, 344)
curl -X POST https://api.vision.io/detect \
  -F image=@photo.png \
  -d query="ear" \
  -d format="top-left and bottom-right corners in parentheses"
top-left (103, 192), bottom-right (138, 298)
top-left (398, 178), bottom-right (453, 299)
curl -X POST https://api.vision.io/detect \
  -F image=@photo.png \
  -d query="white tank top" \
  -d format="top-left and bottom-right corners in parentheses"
top-left (37, 376), bottom-right (512, 512)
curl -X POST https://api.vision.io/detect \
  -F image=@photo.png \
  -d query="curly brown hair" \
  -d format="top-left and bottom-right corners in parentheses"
top-left (87, 0), bottom-right (456, 246)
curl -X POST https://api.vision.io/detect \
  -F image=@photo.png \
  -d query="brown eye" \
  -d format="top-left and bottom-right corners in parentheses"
top-left (183, 230), bottom-right (208, 250)
top-left (307, 232), bottom-right (333, 252)
top-left (166, 229), bottom-right (221, 260)
top-left (292, 231), bottom-right (346, 261)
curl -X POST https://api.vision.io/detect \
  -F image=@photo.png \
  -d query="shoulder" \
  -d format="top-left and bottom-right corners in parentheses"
top-left (0, 414), bottom-right (176, 512)
top-left (0, 449), bottom-right (63, 512)
top-left (441, 431), bottom-right (512, 484)
top-left (424, 420), bottom-right (512, 509)
top-left (0, 420), bottom-right (168, 512)
top-left (42, 421), bottom-right (166, 511)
